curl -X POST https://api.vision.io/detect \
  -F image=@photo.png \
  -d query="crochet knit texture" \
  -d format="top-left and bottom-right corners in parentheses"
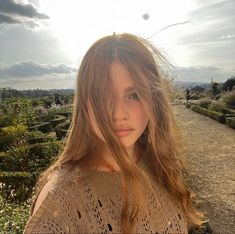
top-left (24, 156), bottom-right (188, 233)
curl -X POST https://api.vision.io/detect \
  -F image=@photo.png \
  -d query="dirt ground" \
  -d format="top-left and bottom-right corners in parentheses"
top-left (172, 103), bottom-right (235, 234)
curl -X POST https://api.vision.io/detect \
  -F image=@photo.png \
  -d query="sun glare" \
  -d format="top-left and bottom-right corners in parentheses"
top-left (39, 0), bottom-right (196, 62)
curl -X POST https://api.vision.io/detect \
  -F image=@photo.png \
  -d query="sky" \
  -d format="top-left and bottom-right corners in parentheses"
top-left (0, 0), bottom-right (234, 90)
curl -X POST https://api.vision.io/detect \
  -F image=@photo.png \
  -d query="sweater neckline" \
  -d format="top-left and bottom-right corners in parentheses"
top-left (75, 155), bottom-right (147, 182)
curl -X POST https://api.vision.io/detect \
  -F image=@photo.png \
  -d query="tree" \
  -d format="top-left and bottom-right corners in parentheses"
top-left (191, 86), bottom-right (205, 93)
top-left (222, 76), bottom-right (235, 92)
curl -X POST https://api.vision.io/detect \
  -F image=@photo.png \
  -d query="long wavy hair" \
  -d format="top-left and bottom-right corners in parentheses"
top-left (31, 33), bottom-right (206, 233)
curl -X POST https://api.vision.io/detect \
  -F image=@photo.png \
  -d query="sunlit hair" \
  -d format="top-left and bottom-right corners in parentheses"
top-left (31, 33), bottom-right (206, 232)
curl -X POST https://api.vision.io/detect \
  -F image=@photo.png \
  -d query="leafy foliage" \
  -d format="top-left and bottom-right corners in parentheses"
top-left (222, 76), bottom-right (235, 92)
top-left (0, 195), bottom-right (30, 233)
top-left (0, 124), bottom-right (28, 151)
top-left (0, 97), bottom-right (37, 127)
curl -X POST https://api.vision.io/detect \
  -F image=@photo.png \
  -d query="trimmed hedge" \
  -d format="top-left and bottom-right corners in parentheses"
top-left (0, 140), bottom-right (62, 201)
top-left (0, 151), bottom-right (8, 162)
top-left (0, 124), bottom-right (28, 151)
top-left (28, 122), bottom-right (53, 133)
top-left (225, 117), bottom-right (235, 129)
top-left (55, 112), bottom-right (72, 118)
top-left (1, 141), bottom-right (62, 173)
top-left (54, 121), bottom-right (70, 140)
top-left (198, 99), bottom-right (212, 109)
top-left (0, 195), bottom-right (30, 233)
top-left (25, 130), bottom-right (56, 144)
top-left (49, 115), bottom-right (67, 128)
top-left (185, 103), bottom-right (191, 109)
top-left (0, 171), bottom-right (35, 202)
top-left (190, 105), bottom-right (226, 123)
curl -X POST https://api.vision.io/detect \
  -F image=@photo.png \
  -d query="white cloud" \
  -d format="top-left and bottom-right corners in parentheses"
top-left (220, 34), bottom-right (235, 40)
top-left (0, 61), bottom-right (76, 78)
top-left (0, 0), bottom-right (49, 27)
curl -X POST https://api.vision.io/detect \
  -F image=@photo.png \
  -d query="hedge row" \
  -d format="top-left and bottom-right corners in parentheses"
top-left (0, 140), bottom-right (63, 201)
top-left (185, 103), bottom-right (235, 129)
top-left (226, 117), bottom-right (235, 129)
top-left (190, 104), bottom-right (226, 123)
top-left (0, 171), bottom-right (35, 202)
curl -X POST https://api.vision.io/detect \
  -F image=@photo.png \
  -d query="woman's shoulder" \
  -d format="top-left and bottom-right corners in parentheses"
top-left (24, 166), bottom-right (84, 233)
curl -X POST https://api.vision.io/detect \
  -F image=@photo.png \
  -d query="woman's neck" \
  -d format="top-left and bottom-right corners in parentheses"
top-left (89, 145), bottom-right (140, 172)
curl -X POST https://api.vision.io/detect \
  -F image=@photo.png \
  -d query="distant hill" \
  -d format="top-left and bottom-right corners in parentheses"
top-left (172, 81), bottom-right (211, 90)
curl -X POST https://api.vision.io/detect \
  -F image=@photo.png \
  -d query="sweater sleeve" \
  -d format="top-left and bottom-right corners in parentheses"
top-left (23, 189), bottom-right (71, 233)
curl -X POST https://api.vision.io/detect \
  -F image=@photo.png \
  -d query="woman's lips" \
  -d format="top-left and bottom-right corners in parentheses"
top-left (115, 129), bottom-right (134, 137)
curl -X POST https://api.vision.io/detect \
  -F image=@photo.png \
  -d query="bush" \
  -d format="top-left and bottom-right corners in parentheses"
top-left (1, 145), bottom-right (30, 172)
top-left (0, 195), bottom-right (30, 233)
top-left (185, 103), bottom-right (191, 109)
top-left (0, 172), bottom-right (35, 202)
top-left (49, 115), bottom-right (67, 128)
top-left (190, 105), bottom-right (226, 123)
top-left (28, 122), bottom-right (53, 133)
top-left (198, 99), bottom-right (212, 109)
top-left (188, 221), bottom-right (214, 234)
top-left (0, 97), bottom-right (37, 126)
top-left (25, 130), bottom-right (56, 144)
top-left (55, 120), bottom-right (70, 139)
top-left (208, 101), bottom-right (227, 114)
top-left (225, 117), bottom-right (235, 129)
top-left (0, 124), bottom-right (28, 151)
top-left (223, 90), bottom-right (235, 107)
top-left (1, 141), bottom-right (62, 174)
top-left (0, 140), bottom-right (62, 201)
top-left (0, 115), bottom-right (12, 128)
top-left (189, 94), bottom-right (201, 100)
top-left (207, 110), bottom-right (225, 123)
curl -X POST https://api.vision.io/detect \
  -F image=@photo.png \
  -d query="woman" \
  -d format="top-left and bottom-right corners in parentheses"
top-left (24, 33), bottom-right (206, 233)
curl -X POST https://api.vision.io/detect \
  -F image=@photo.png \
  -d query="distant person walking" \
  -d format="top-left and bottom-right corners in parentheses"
top-left (54, 92), bottom-right (63, 106)
top-left (185, 88), bottom-right (191, 103)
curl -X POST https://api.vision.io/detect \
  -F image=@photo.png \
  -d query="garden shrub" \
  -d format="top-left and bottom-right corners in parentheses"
top-left (0, 151), bottom-right (8, 161)
top-left (223, 107), bottom-right (235, 115)
top-left (198, 99), bottom-right (212, 109)
top-left (28, 122), bottom-right (53, 133)
top-left (185, 103), bottom-right (191, 109)
top-left (189, 93), bottom-right (201, 100)
top-left (0, 124), bottom-right (28, 151)
top-left (207, 110), bottom-right (225, 123)
top-left (0, 115), bottom-right (12, 128)
top-left (49, 115), bottom-right (67, 128)
top-left (190, 104), bottom-right (205, 114)
top-left (1, 141), bottom-right (62, 174)
top-left (55, 120), bottom-right (70, 139)
top-left (55, 112), bottom-right (72, 118)
top-left (190, 105), bottom-right (225, 123)
top-left (222, 90), bottom-right (235, 107)
top-left (208, 101), bottom-right (227, 114)
top-left (0, 140), bottom-right (62, 201)
top-left (225, 117), bottom-right (235, 129)
top-left (0, 195), bottom-right (30, 233)
top-left (0, 171), bottom-right (34, 202)
top-left (25, 130), bottom-right (56, 144)
top-left (28, 140), bottom-right (62, 178)
top-left (0, 97), bottom-right (37, 126)
top-left (1, 145), bottom-right (30, 172)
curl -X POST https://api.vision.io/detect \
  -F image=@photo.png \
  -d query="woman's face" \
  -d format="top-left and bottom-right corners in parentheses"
top-left (88, 61), bottom-right (149, 152)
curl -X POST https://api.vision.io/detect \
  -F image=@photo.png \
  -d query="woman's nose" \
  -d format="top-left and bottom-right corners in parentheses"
top-left (113, 100), bottom-right (128, 121)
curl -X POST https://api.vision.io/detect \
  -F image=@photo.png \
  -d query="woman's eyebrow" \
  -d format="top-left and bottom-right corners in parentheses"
top-left (124, 86), bottom-right (136, 93)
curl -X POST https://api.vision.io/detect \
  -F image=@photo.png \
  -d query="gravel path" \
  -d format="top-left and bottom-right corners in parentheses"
top-left (172, 104), bottom-right (235, 234)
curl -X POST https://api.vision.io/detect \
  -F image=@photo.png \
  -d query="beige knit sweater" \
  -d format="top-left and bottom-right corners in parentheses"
top-left (24, 156), bottom-right (188, 233)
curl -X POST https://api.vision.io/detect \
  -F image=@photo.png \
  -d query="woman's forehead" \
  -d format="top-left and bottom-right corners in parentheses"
top-left (109, 62), bottom-right (136, 91)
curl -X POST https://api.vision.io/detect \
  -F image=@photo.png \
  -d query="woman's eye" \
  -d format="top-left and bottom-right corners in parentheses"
top-left (127, 93), bottom-right (140, 101)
